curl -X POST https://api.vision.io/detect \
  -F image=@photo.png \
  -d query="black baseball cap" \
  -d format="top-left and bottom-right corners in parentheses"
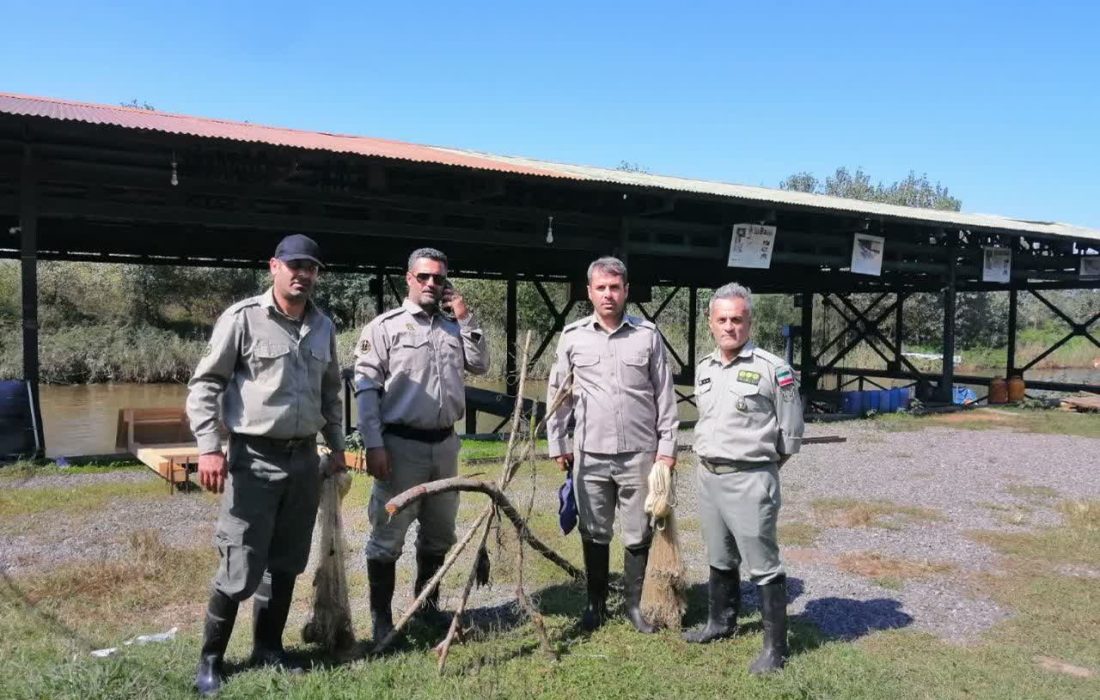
top-left (274, 234), bottom-right (323, 267)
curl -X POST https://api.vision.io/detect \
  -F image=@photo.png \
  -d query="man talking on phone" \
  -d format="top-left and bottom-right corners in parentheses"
top-left (352, 247), bottom-right (490, 645)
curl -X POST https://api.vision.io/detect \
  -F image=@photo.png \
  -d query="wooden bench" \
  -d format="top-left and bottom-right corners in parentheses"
top-left (115, 408), bottom-right (200, 491)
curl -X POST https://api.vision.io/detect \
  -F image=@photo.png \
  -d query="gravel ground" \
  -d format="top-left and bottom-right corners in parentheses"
top-left (3, 418), bottom-right (1098, 645)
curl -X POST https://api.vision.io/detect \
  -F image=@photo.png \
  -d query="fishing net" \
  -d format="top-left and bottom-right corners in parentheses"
top-left (301, 463), bottom-right (355, 653)
top-left (641, 460), bottom-right (688, 629)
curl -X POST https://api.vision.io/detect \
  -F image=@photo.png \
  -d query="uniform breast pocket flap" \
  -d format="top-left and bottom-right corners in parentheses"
top-left (622, 353), bottom-right (649, 367)
top-left (253, 342), bottom-right (292, 360)
top-left (574, 354), bottom-right (599, 368)
top-left (731, 383), bottom-right (769, 411)
top-left (398, 332), bottom-right (430, 349)
top-left (309, 344), bottom-right (331, 363)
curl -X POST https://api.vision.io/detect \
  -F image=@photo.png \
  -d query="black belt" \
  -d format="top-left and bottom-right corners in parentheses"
top-left (383, 423), bottom-right (454, 443)
top-left (699, 457), bottom-right (755, 474)
top-left (233, 433), bottom-right (316, 452)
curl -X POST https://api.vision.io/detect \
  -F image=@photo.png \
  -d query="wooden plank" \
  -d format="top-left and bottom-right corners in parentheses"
top-left (1060, 395), bottom-right (1100, 413)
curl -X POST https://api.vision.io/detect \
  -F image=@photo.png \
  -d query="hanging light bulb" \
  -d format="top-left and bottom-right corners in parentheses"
top-left (170, 152), bottom-right (179, 187)
top-left (546, 215), bottom-right (554, 244)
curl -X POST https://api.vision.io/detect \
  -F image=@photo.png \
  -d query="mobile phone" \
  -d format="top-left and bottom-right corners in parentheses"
top-left (440, 280), bottom-right (456, 320)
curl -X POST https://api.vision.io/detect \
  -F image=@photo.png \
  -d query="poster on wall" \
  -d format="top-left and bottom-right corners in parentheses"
top-left (850, 233), bottom-right (885, 276)
top-left (1082, 256), bottom-right (1100, 279)
top-left (982, 247), bottom-right (1012, 283)
top-left (726, 224), bottom-right (776, 269)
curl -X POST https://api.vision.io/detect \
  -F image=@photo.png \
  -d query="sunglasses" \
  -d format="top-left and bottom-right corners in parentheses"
top-left (414, 272), bottom-right (448, 285)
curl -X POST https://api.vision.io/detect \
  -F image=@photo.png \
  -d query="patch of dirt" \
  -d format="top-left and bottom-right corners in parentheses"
top-left (1033, 655), bottom-right (1096, 678)
top-left (835, 551), bottom-right (954, 580)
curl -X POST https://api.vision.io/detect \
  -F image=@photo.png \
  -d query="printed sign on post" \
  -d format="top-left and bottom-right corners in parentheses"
top-left (850, 233), bottom-right (885, 276)
top-left (726, 224), bottom-right (776, 269)
top-left (982, 247), bottom-right (1012, 283)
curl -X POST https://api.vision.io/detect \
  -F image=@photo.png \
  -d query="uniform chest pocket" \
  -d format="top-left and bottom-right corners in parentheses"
top-left (695, 381), bottom-right (715, 415)
top-left (620, 351), bottom-right (651, 386)
top-left (308, 343), bottom-right (331, 364)
top-left (392, 332), bottom-right (431, 374)
top-left (572, 353), bottom-right (601, 386)
top-left (731, 383), bottom-right (771, 413)
top-left (248, 341), bottom-right (292, 378)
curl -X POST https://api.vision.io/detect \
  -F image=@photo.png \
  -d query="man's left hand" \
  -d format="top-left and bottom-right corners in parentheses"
top-left (324, 450), bottom-right (348, 476)
top-left (444, 286), bottom-right (469, 321)
top-left (657, 454), bottom-right (676, 470)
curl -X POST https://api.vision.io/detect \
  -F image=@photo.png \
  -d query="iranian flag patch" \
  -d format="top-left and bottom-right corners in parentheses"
top-left (777, 368), bottom-right (796, 387)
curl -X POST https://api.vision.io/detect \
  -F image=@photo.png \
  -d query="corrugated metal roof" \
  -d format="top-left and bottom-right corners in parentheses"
top-left (2, 92), bottom-right (1098, 244)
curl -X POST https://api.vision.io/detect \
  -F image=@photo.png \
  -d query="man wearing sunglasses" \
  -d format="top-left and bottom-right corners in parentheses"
top-left (187, 234), bottom-right (346, 695)
top-left (353, 247), bottom-right (490, 645)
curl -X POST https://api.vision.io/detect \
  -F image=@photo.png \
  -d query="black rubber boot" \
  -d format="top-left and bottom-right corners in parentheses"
top-left (249, 571), bottom-right (300, 671)
top-left (367, 559), bottom-right (397, 647)
top-left (682, 567), bottom-right (740, 643)
top-left (749, 577), bottom-right (789, 675)
top-left (195, 590), bottom-right (239, 696)
top-left (414, 551), bottom-right (449, 628)
top-left (580, 539), bottom-right (610, 631)
top-left (622, 546), bottom-right (655, 634)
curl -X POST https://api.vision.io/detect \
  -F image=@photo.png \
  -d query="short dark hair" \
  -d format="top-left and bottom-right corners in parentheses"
top-left (408, 247), bottom-right (448, 271)
top-left (586, 256), bottom-right (628, 284)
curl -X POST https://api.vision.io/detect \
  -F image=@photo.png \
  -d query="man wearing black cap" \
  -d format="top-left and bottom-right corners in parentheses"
top-left (186, 234), bottom-right (347, 695)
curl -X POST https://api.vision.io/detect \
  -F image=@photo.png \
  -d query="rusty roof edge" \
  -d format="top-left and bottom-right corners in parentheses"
top-left (1, 92), bottom-right (1097, 244)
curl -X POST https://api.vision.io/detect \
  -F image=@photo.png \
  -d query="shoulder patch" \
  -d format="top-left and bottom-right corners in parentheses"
top-left (776, 366), bottom-right (797, 388)
top-left (226, 296), bottom-right (262, 315)
top-left (752, 347), bottom-right (786, 366)
top-left (561, 318), bottom-right (587, 333)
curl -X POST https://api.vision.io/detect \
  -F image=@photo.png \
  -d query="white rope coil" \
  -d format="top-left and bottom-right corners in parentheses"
top-left (644, 461), bottom-right (675, 527)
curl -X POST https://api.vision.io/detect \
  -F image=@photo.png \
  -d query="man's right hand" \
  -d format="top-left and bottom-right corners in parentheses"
top-left (365, 447), bottom-right (391, 480)
top-left (198, 451), bottom-right (228, 493)
top-left (555, 455), bottom-right (574, 472)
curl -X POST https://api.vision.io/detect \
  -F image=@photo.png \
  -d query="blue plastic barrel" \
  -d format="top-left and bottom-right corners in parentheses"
top-left (841, 391), bottom-right (859, 415)
top-left (0, 380), bottom-right (35, 457)
top-left (857, 390), bottom-right (871, 414)
top-left (893, 386), bottom-right (910, 410)
top-left (867, 390), bottom-right (881, 413)
top-left (881, 389), bottom-right (897, 412)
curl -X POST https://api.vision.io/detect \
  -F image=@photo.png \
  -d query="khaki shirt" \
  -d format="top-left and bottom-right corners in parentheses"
top-left (353, 299), bottom-right (490, 448)
top-left (693, 342), bottom-right (804, 463)
top-left (186, 288), bottom-right (345, 455)
top-left (546, 314), bottom-right (678, 458)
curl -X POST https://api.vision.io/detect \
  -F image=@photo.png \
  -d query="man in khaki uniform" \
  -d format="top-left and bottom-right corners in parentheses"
top-left (682, 282), bottom-right (803, 675)
top-left (354, 247), bottom-right (490, 645)
top-left (546, 256), bottom-right (678, 633)
top-left (187, 234), bottom-right (347, 695)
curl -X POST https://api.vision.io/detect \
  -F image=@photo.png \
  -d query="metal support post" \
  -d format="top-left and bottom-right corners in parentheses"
top-left (20, 143), bottom-right (45, 456)
top-left (1007, 288), bottom-right (1018, 377)
top-left (505, 275), bottom-right (518, 396)
top-left (939, 234), bottom-right (958, 402)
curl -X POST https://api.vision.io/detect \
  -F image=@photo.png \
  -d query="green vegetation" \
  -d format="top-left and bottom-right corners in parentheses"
top-left (0, 479), bottom-right (174, 519)
top-left (777, 521), bottom-right (820, 547)
top-left (811, 498), bottom-right (944, 529)
top-left (875, 408), bottom-right (1100, 438)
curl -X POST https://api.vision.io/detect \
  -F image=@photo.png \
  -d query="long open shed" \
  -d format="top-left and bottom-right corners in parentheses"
top-left (2, 93), bottom-right (1097, 455)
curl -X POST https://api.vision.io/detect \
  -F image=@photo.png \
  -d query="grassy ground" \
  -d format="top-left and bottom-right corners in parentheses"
top-left (874, 407), bottom-right (1100, 438)
top-left (2, 435), bottom-right (1098, 698)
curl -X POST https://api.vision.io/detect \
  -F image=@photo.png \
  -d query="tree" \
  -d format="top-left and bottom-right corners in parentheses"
top-left (781, 167), bottom-right (960, 211)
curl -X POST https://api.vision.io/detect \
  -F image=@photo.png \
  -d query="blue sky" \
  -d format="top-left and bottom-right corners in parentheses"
top-left (3, 1), bottom-right (1098, 226)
